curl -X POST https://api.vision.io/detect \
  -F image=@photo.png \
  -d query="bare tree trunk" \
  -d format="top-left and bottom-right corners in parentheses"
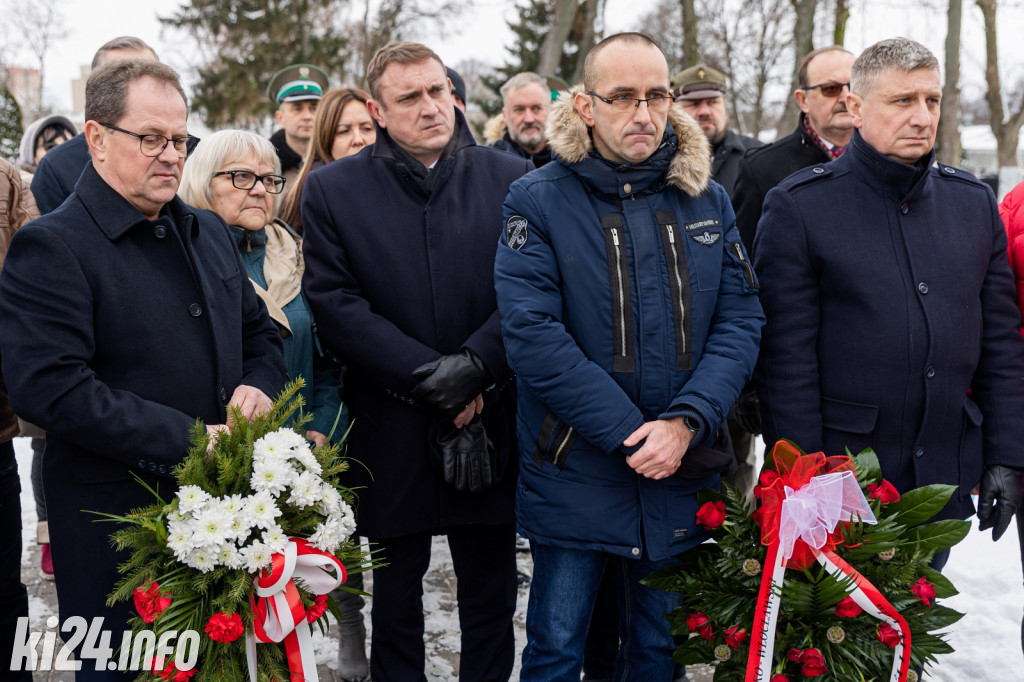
top-left (978, 0), bottom-right (1024, 168)
top-left (681, 0), bottom-right (699, 67)
top-left (570, 0), bottom-right (601, 83)
top-left (833, 0), bottom-right (849, 45)
top-left (937, 0), bottom-right (962, 166)
top-left (777, 0), bottom-right (816, 138)
top-left (538, 0), bottom-right (578, 76)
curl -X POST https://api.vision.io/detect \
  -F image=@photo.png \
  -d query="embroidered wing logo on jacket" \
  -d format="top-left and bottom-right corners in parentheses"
top-left (691, 230), bottom-right (721, 246)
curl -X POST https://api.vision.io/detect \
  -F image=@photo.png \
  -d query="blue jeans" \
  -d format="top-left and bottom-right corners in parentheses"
top-left (520, 543), bottom-right (683, 682)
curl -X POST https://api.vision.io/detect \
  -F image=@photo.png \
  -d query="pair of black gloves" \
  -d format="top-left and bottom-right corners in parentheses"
top-left (977, 464), bottom-right (1024, 541)
top-left (411, 349), bottom-right (496, 494)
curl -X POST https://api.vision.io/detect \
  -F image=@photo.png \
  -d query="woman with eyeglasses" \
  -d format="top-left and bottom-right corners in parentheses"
top-left (178, 129), bottom-right (345, 447)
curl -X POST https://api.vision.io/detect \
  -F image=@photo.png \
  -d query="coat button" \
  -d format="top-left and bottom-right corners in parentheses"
top-left (219, 387), bottom-right (228, 402)
top-left (917, 282), bottom-right (928, 294)
top-left (189, 303), bottom-right (203, 317)
top-left (631, 547), bottom-right (640, 556)
top-left (137, 460), bottom-right (146, 469)
top-left (914, 445), bottom-right (924, 458)
top-left (157, 464), bottom-right (167, 474)
top-left (900, 203), bottom-right (909, 215)
top-left (623, 183), bottom-right (632, 194)
top-left (813, 167), bottom-right (825, 174)
top-left (280, 328), bottom-right (291, 339)
top-left (943, 166), bottom-right (955, 174)
top-left (154, 225), bottom-right (167, 238)
top-left (926, 366), bottom-right (935, 379)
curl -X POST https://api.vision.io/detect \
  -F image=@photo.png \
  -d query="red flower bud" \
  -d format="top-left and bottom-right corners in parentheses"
top-left (834, 595), bottom-right (863, 618)
top-left (911, 576), bottom-right (936, 606)
top-left (696, 500), bottom-right (726, 530)
top-left (771, 676), bottom-right (791, 682)
top-left (133, 582), bottom-right (172, 624)
top-left (685, 611), bottom-right (714, 639)
top-left (876, 622), bottom-right (902, 648)
top-left (306, 594), bottom-right (330, 623)
top-left (786, 647), bottom-right (804, 662)
top-left (800, 648), bottom-right (829, 677)
top-left (204, 611), bottom-right (244, 643)
top-left (724, 625), bottom-right (748, 649)
top-left (866, 480), bottom-right (900, 503)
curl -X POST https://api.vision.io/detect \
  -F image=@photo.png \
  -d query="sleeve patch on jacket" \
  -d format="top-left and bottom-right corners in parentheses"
top-left (505, 215), bottom-right (529, 250)
top-left (690, 230), bottom-right (721, 247)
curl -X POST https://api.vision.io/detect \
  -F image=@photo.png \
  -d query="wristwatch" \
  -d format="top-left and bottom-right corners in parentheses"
top-left (683, 415), bottom-right (701, 433)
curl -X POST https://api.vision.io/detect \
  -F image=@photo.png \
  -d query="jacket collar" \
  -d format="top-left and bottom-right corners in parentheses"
top-left (844, 128), bottom-right (934, 202)
top-left (545, 86), bottom-right (711, 197)
top-left (75, 162), bottom-right (196, 241)
top-left (270, 128), bottom-right (303, 172)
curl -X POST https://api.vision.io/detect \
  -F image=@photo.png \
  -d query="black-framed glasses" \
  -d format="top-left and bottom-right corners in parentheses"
top-left (212, 170), bottom-right (287, 194)
top-left (586, 91), bottom-right (673, 113)
top-left (100, 123), bottom-right (197, 158)
top-left (803, 82), bottom-right (850, 98)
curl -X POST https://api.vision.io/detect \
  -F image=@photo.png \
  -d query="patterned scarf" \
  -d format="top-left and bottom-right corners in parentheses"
top-left (803, 116), bottom-right (845, 160)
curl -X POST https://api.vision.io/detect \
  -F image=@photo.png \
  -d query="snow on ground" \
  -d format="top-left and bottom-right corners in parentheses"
top-left (15, 436), bottom-right (1024, 680)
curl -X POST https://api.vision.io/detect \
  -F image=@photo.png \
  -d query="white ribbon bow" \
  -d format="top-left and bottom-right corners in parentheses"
top-left (777, 470), bottom-right (877, 560)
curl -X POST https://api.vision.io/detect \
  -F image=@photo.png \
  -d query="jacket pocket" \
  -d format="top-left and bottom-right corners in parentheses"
top-left (222, 272), bottom-right (242, 291)
top-left (601, 214), bottom-right (635, 373)
top-left (821, 396), bottom-right (878, 454)
top-left (531, 410), bottom-right (577, 470)
top-left (656, 211), bottom-right (692, 371)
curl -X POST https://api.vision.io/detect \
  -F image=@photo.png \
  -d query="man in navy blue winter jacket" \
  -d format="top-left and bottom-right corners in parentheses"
top-left (494, 32), bottom-right (764, 681)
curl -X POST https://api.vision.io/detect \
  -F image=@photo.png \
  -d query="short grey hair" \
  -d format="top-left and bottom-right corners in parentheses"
top-left (851, 37), bottom-right (938, 96)
top-left (85, 60), bottom-right (186, 127)
top-left (91, 36), bottom-right (157, 70)
top-left (178, 130), bottom-right (283, 215)
top-left (500, 72), bottom-right (549, 107)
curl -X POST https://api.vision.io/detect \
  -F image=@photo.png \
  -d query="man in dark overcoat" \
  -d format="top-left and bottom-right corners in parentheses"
top-left (300, 42), bottom-right (532, 682)
top-left (0, 60), bottom-right (285, 681)
top-left (755, 38), bottom-right (1024, 556)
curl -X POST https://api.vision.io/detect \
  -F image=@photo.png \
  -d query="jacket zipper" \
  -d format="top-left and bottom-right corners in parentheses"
top-left (600, 214), bottom-right (635, 373)
top-left (551, 425), bottom-right (575, 468)
top-left (611, 227), bottom-right (628, 360)
top-left (665, 224), bottom-right (687, 356)
top-left (732, 242), bottom-right (758, 288)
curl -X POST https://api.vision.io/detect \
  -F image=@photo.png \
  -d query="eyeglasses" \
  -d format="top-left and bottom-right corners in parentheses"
top-left (803, 82), bottom-right (850, 98)
top-left (212, 170), bottom-right (287, 194)
top-left (100, 123), bottom-right (198, 158)
top-left (586, 91), bottom-right (674, 113)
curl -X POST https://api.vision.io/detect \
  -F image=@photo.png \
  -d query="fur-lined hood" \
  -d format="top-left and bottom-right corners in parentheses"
top-left (484, 113), bottom-right (507, 145)
top-left (545, 85), bottom-right (711, 197)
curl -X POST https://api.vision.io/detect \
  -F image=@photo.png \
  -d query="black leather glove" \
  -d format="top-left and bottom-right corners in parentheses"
top-left (732, 383), bottom-right (761, 435)
top-left (410, 348), bottom-right (491, 416)
top-left (435, 416), bottom-right (496, 494)
top-left (977, 464), bottom-right (1024, 541)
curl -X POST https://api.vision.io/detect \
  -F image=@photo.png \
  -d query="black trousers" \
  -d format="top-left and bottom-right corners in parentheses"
top-left (0, 441), bottom-right (31, 682)
top-left (368, 523), bottom-right (517, 682)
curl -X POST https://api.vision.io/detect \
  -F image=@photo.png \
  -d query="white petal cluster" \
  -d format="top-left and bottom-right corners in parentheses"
top-left (163, 427), bottom-right (355, 573)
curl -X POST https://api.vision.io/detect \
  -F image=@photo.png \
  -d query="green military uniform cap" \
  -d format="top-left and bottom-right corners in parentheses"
top-left (267, 64), bottom-right (330, 106)
top-left (671, 63), bottom-right (727, 100)
top-left (541, 74), bottom-right (569, 101)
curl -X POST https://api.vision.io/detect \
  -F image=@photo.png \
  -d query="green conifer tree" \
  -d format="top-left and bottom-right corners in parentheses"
top-left (0, 87), bottom-right (24, 162)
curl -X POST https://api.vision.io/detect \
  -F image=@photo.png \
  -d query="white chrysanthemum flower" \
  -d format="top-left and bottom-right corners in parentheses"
top-left (254, 429), bottom-right (304, 462)
top-left (225, 513), bottom-right (253, 542)
top-left (251, 457), bottom-right (293, 496)
top-left (166, 520), bottom-right (196, 561)
top-left (261, 525), bottom-right (288, 554)
top-left (328, 503), bottom-right (357, 542)
top-left (191, 506), bottom-right (234, 546)
top-left (177, 485), bottom-right (210, 515)
top-left (288, 471), bottom-right (322, 508)
top-left (290, 446), bottom-right (322, 474)
top-left (214, 543), bottom-right (244, 570)
top-left (219, 494), bottom-right (246, 516)
top-left (317, 486), bottom-right (343, 516)
top-left (246, 490), bottom-right (283, 529)
top-left (185, 545), bottom-right (219, 573)
top-left (307, 522), bottom-right (337, 553)
top-left (241, 540), bottom-right (274, 573)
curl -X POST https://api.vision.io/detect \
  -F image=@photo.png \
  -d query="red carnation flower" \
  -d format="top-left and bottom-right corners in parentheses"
top-left (866, 480), bottom-right (900, 503)
top-left (787, 647), bottom-right (804, 662)
top-left (695, 500), bottom-right (726, 530)
top-left (876, 622), bottom-right (902, 648)
top-left (724, 625), bottom-right (748, 649)
top-left (685, 611), bottom-right (714, 640)
top-left (133, 582), bottom-right (171, 624)
top-left (306, 594), bottom-right (330, 623)
top-left (771, 676), bottom-right (791, 682)
top-left (753, 469), bottom-right (780, 498)
top-left (204, 611), bottom-right (244, 643)
top-left (800, 648), bottom-right (828, 677)
top-left (911, 576), bottom-right (936, 606)
top-left (834, 595), bottom-right (862, 618)
top-left (151, 658), bottom-right (196, 682)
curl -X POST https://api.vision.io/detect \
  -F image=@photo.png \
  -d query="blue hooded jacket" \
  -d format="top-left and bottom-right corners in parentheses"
top-left (495, 91), bottom-right (764, 560)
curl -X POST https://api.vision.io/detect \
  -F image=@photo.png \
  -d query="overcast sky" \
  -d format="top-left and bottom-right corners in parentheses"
top-left (10, 0), bottom-right (1024, 116)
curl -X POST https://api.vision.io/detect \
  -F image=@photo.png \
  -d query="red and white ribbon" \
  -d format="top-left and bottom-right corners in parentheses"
top-left (246, 538), bottom-right (346, 682)
top-left (745, 470), bottom-right (910, 681)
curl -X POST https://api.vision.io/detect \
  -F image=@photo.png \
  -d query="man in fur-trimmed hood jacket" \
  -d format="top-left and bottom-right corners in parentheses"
top-left (494, 33), bottom-right (764, 680)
